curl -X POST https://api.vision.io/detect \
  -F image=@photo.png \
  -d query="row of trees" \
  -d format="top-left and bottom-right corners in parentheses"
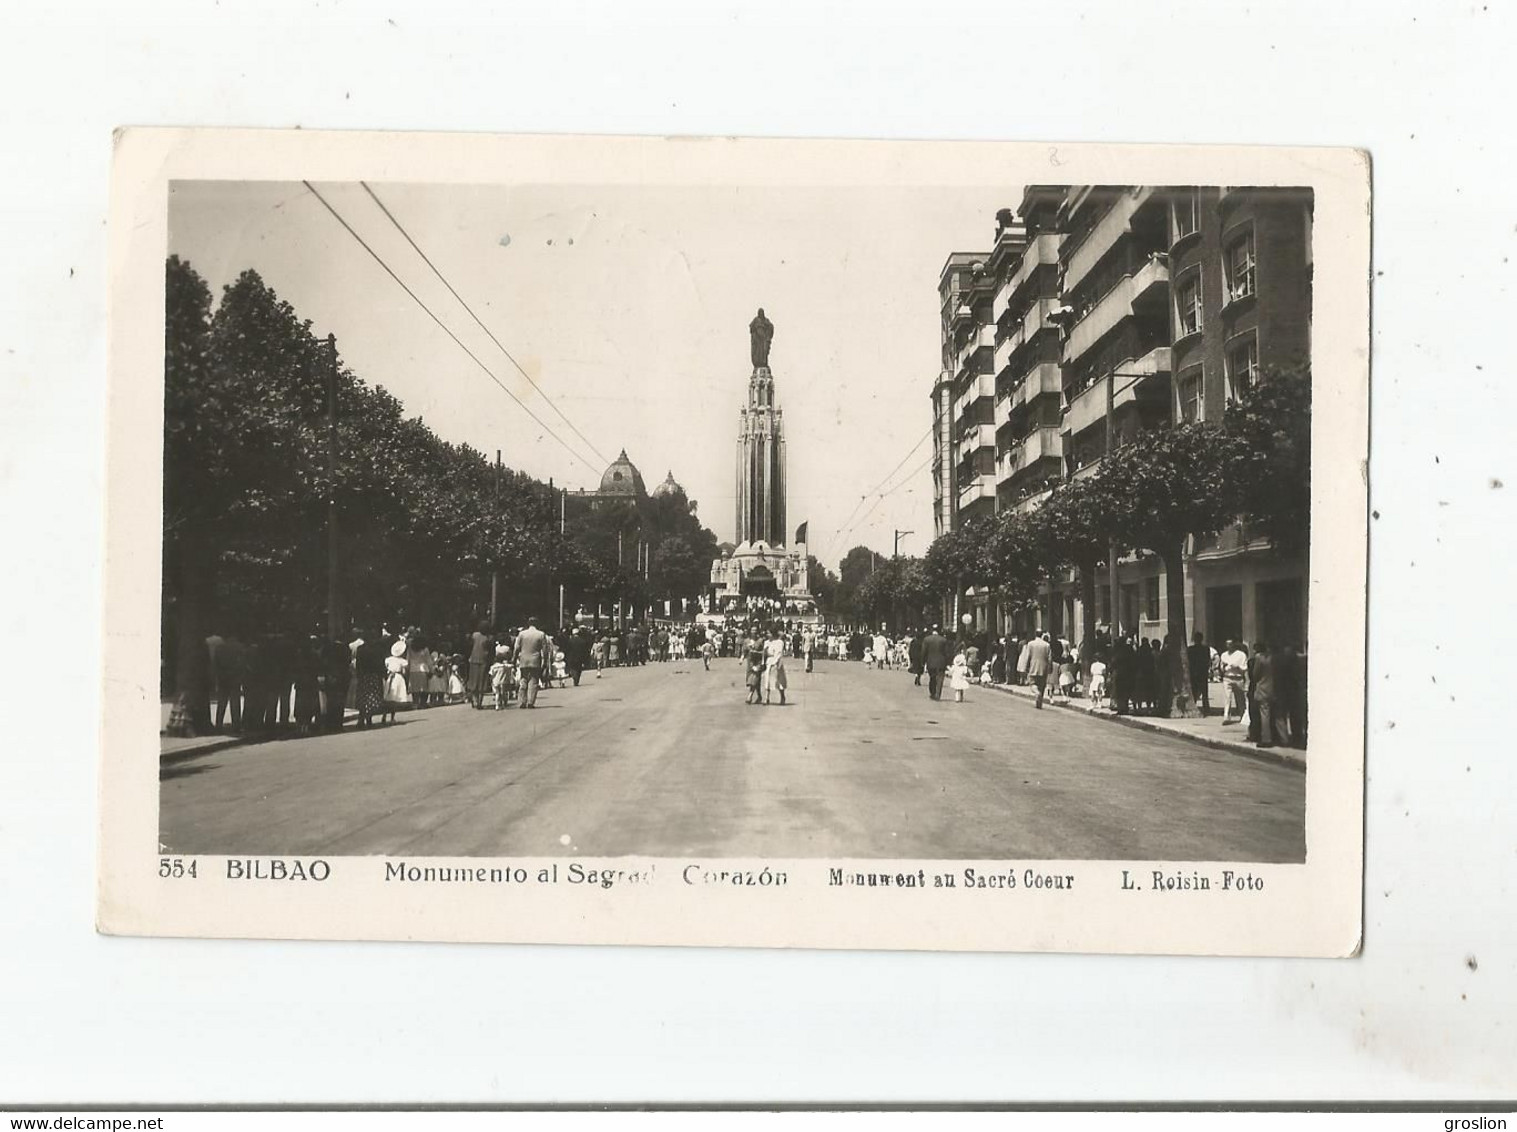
top-left (849, 366), bottom-right (1310, 717)
top-left (163, 256), bottom-right (720, 723)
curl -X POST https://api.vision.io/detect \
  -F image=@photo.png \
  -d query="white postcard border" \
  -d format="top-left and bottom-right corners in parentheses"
top-left (99, 129), bottom-right (1369, 956)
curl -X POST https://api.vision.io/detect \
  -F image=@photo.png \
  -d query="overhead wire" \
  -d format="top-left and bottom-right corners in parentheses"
top-left (833, 451), bottom-right (936, 560)
top-left (358, 181), bottom-right (611, 467)
top-left (820, 424), bottom-right (934, 561)
top-left (300, 181), bottom-right (603, 479)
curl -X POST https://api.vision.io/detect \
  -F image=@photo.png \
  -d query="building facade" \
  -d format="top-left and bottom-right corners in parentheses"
top-left (932, 184), bottom-right (1313, 649)
top-left (932, 252), bottom-right (984, 541)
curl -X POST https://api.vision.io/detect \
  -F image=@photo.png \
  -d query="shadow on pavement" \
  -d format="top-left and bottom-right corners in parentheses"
top-left (161, 762), bottom-right (220, 781)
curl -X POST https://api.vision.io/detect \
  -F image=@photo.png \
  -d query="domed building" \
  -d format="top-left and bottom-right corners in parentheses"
top-left (597, 449), bottom-right (646, 498)
top-left (651, 470), bottom-right (684, 499)
top-left (564, 449), bottom-right (650, 510)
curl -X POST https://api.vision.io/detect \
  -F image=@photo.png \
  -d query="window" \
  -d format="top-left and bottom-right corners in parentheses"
top-left (1226, 334), bottom-right (1259, 401)
top-left (1171, 190), bottom-right (1199, 242)
top-left (1178, 366), bottom-right (1203, 423)
top-left (1144, 576), bottom-right (1161, 621)
top-left (1176, 271), bottom-right (1203, 337)
top-left (1225, 228), bottom-right (1256, 302)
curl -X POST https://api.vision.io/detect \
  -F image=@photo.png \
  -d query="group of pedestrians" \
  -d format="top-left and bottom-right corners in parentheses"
top-left (739, 623), bottom-right (791, 706)
top-left (193, 616), bottom-right (601, 736)
top-left (841, 621), bottom-right (1306, 750)
top-left (1217, 638), bottom-right (1307, 749)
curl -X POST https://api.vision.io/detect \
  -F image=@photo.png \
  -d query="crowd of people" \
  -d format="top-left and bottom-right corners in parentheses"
top-left (185, 613), bottom-right (1304, 750)
top-left (188, 616), bottom-right (726, 738)
top-left (793, 622), bottom-right (1306, 750)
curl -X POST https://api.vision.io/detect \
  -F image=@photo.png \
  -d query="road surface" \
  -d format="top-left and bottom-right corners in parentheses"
top-left (160, 657), bottom-right (1305, 861)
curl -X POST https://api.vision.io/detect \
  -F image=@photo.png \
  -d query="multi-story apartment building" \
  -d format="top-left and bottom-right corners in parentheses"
top-left (1177, 186), bottom-right (1313, 650)
top-left (932, 184), bottom-right (1313, 649)
top-left (932, 251), bottom-right (982, 541)
top-left (995, 187), bottom-right (1066, 515)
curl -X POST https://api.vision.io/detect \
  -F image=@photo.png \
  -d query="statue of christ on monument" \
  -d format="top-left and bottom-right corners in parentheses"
top-left (749, 307), bottom-right (774, 369)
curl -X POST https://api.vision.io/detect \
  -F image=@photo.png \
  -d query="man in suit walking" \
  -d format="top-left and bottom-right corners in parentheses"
top-left (1187, 631), bottom-right (1211, 713)
top-left (512, 617), bottom-right (551, 709)
top-left (1020, 631), bottom-right (1054, 709)
top-left (1250, 642), bottom-right (1279, 748)
top-left (920, 624), bottom-right (950, 701)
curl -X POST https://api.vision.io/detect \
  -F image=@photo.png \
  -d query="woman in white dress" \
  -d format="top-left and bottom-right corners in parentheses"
top-left (763, 624), bottom-right (789, 706)
top-left (383, 640), bottom-right (411, 722)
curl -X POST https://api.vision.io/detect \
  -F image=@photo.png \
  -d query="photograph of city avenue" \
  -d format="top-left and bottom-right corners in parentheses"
top-left (159, 179), bottom-right (1313, 863)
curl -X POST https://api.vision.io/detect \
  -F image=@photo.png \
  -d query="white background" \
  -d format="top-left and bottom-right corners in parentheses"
top-left (2, 0), bottom-right (1513, 1105)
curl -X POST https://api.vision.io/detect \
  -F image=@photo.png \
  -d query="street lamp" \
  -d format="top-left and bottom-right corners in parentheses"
top-left (893, 529), bottom-right (914, 558)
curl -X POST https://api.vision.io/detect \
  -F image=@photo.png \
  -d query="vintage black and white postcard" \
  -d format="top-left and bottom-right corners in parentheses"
top-left (99, 129), bottom-right (1368, 954)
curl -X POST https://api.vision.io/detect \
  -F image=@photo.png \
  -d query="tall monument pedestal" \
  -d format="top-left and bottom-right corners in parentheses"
top-left (736, 366), bottom-right (786, 547)
top-left (703, 327), bottom-right (817, 624)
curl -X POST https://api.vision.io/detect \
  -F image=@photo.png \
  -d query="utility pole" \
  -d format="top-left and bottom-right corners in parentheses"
top-left (325, 334), bottom-right (345, 639)
top-left (490, 449), bottom-right (501, 630)
top-left (557, 486), bottom-right (566, 629)
top-left (891, 530), bottom-right (913, 634)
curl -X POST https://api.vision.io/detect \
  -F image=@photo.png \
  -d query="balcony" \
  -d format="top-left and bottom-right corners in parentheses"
top-left (955, 323), bottom-right (995, 376)
top-left (995, 448), bottom-right (1016, 485)
top-left (993, 333), bottom-right (1016, 377)
top-left (1019, 296), bottom-right (1062, 344)
top-left (1001, 233), bottom-right (1062, 310)
top-left (957, 422), bottom-right (996, 458)
top-left (998, 426), bottom-right (1062, 480)
top-left (1062, 256), bottom-right (1170, 366)
top-left (1018, 425), bottom-right (1062, 465)
top-left (968, 372), bottom-right (996, 403)
top-left (1062, 187), bottom-right (1158, 294)
top-left (1130, 344), bottom-right (1172, 378)
top-left (957, 477), bottom-right (995, 511)
top-left (1014, 487), bottom-right (1055, 515)
top-left (1016, 361), bottom-right (1063, 406)
top-left (1063, 376), bottom-right (1105, 439)
top-left (992, 280), bottom-right (1011, 327)
top-left (1061, 346), bottom-right (1172, 438)
top-left (1070, 458), bottom-right (1102, 482)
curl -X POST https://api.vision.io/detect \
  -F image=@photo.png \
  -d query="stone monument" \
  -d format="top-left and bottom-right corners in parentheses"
top-left (703, 310), bottom-right (815, 625)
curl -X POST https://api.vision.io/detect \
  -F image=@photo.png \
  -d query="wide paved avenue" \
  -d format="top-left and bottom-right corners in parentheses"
top-left (161, 658), bottom-right (1305, 861)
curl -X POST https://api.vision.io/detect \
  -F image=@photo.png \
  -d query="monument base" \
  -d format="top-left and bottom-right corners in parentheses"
top-left (704, 539), bottom-right (817, 625)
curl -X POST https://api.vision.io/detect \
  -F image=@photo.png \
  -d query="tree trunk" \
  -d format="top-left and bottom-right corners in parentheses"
top-left (1078, 556), bottom-right (1098, 661)
top-left (1162, 542), bottom-right (1199, 718)
top-left (166, 532), bottom-right (215, 737)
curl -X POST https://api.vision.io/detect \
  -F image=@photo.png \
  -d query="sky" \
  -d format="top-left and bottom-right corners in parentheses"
top-left (168, 179), bottom-right (1015, 571)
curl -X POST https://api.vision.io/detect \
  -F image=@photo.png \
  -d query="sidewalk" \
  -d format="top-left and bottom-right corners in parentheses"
top-left (159, 698), bottom-right (470, 761)
top-left (982, 678), bottom-right (1306, 770)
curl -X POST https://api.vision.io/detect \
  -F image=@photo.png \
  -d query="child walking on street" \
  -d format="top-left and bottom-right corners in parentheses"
top-left (950, 651), bottom-right (970, 703)
top-left (489, 648), bottom-right (511, 711)
top-left (1057, 657), bottom-right (1076, 700)
top-left (1087, 654), bottom-right (1108, 711)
